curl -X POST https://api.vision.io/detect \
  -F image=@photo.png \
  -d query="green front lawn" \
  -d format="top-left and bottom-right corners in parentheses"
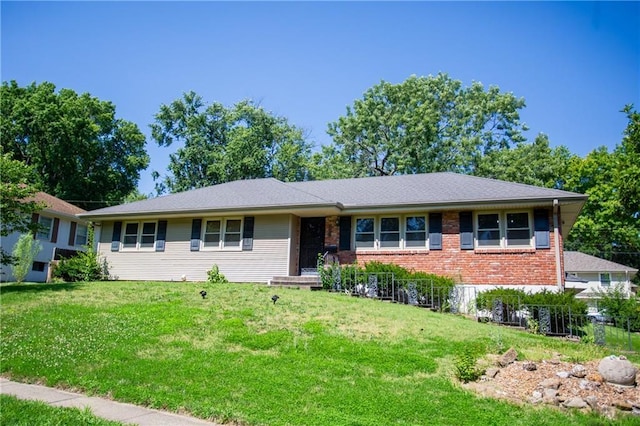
top-left (0, 395), bottom-right (123, 426)
top-left (0, 281), bottom-right (636, 425)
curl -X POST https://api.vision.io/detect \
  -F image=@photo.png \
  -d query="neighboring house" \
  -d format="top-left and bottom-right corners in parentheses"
top-left (564, 250), bottom-right (638, 312)
top-left (79, 173), bottom-right (587, 293)
top-left (1, 192), bottom-right (88, 283)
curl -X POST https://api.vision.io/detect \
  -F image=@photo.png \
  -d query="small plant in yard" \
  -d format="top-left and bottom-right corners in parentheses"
top-left (11, 233), bottom-right (41, 282)
top-left (526, 317), bottom-right (540, 335)
top-left (454, 347), bottom-right (484, 383)
top-left (207, 264), bottom-right (228, 284)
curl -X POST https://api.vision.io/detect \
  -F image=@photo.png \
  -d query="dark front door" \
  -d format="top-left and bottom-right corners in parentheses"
top-left (299, 217), bottom-right (325, 274)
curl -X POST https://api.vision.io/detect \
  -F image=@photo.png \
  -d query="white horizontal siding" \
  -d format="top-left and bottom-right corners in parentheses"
top-left (98, 215), bottom-right (292, 282)
top-left (1, 216), bottom-right (87, 282)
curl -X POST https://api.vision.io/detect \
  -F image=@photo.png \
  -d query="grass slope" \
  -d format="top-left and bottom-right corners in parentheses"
top-left (0, 281), bottom-right (636, 425)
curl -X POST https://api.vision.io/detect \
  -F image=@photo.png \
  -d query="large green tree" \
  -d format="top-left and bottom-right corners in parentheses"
top-left (564, 106), bottom-right (640, 271)
top-left (311, 73), bottom-right (527, 179)
top-left (0, 153), bottom-right (43, 265)
top-left (0, 81), bottom-right (149, 210)
top-left (475, 134), bottom-right (575, 189)
top-left (150, 92), bottom-right (312, 193)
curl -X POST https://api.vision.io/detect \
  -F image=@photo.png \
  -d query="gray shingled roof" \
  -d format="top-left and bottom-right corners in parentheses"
top-left (79, 178), bottom-right (337, 217)
top-left (79, 172), bottom-right (586, 219)
top-left (564, 251), bottom-right (638, 273)
top-left (287, 173), bottom-right (582, 208)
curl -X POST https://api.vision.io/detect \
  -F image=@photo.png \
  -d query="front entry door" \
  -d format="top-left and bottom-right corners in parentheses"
top-left (299, 217), bottom-right (325, 274)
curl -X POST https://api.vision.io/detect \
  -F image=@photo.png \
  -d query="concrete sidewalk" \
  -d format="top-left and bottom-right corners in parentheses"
top-left (0, 378), bottom-right (219, 425)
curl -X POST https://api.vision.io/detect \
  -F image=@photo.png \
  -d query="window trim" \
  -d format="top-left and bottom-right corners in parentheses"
top-left (406, 215), bottom-right (428, 249)
top-left (600, 272), bottom-right (611, 287)
top-left (354, 217), bottom-right (376, 249)
top-left (475, 211), bottom-right (533, 249)
top-left (200, 217), bottom-right (244, 251)
top-left (353, 214), bottom-right (431, 251)
top-left (379, 216), bottom-right (400, 248)
top-left (121, 221), bottom-right (159, 251)
top-left (36, 216), bottom-right (53, 241)
top-left (75, 224), bottom-right (88, 246)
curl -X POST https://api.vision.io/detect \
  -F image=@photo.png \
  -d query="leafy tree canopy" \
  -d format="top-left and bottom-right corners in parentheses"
top-left (563, 106), bottom-right (640, 272)
top-left (0, 81), bottom-right (149, 210)
top-left (311, 73), bottom-right (528, 179)
top-left (0, 153), bottom-right (43, 265)
top-left (475, 133), bottom-right (576, 189)
top-left (150, 92), bottom-right (312, 193)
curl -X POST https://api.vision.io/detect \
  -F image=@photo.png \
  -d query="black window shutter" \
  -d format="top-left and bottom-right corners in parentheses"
top-left (51, 218), bottom-right (60, 243)
top-left (111, 221), bottom-right (122, 252)
top-left (339, 216), bottom-right (352, 251)
top-left (31, 213), bottom-right (40, 239)
top-left (242, 216), bottom-right (255, 250)
top-left (534, 209), bottom-right (550, 249)
top-left (459, 212), bottom-right (474, 250)
top-left (190, 219), bottom-right (202, 251)
top-left (156, 220), bottom-right (168, 252)
top-left (429, 213), bottom-right (443, 250)
top-left (68, 221), bottom-right (77, 246)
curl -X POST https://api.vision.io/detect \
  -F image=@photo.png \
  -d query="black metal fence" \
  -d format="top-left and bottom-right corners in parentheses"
top-left (477, 297), bottom-right (638, 352)
top-left (322, 268), bottom-right (637, 352)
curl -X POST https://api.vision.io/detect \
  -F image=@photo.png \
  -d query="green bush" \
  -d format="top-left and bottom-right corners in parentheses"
top-left (596, 284), bottom-right (640, 331)
top-left (53, 250), bottom-right (109, 282)
top-left (207, 264), bottom-right (228, 284)
top-left (454, 348), bottom-right (484, 383)
top-left (476, 288), bottom-right (526, 312)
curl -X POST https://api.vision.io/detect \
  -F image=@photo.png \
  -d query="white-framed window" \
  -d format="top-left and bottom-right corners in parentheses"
top-left (203, 220), bottom-right (221, 248)
top-left (123, 223), bottom-right (139, 249)
top-left (75, 224), bottom-right (88, 246)
top-left (405, 216), bottom-right (427, 248)
top-left (224, 219), bottom-right (242, 248)
top-left (36, 216), bottom-right (53, 240)
top-left (355, 218), bottom-right (375, 248)
top-left (476, 211), bottom-right (533, 248)
top-left (122, 221), bottom-right (157, 250)
top-left (354, 214), bottom-right (431, 250)
top-left (506, 212), bottom-right (531, 246)
top-left (201, 218), bottom-right (243, 250)
top-left (477, 213), bottom-right (500, 247)
top-left (380, 217), bottom-right (400, 248)
top-left (600, 273), bottom-right (611, 287)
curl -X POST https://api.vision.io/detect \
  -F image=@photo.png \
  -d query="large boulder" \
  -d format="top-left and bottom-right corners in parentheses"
top-left (598, 355), bottom-right (637, 387)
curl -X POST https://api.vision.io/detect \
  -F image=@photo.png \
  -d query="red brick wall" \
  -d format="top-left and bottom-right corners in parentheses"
top-left (329, 210), bottom-right (562, 287)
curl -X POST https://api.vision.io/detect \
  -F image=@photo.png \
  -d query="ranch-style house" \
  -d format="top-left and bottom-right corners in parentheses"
top-left (79, 173), bottom-right (587, 292)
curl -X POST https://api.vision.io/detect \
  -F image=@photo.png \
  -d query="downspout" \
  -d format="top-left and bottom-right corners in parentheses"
top-left (553, 199), bottom-right (563, 292)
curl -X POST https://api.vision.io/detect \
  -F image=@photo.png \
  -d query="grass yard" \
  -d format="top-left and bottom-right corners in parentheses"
top-left (0, 394), bottom-right (123, 426)
top-left (1, 281), bottom-right (637, 425)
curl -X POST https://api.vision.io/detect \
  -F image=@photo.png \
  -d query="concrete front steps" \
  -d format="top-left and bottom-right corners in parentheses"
top-left (269, 275), bottom-right (323, 290)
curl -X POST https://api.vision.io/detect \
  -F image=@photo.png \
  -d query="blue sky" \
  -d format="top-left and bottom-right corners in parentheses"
top-left (2, 1), bottom-right (638, 196)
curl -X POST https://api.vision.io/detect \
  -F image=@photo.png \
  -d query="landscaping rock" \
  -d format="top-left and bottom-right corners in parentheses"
top-left (585, 395), bottom-right (598, 410)
top-left (543, 388), bottom-right (559, 405)
top-left (571, 364), bottom-right (587, 378)
top-left (540, 377), bottom-right (561, 390)
top-left (556, 371), bottom-right (570, 379)
top-left (563, 397), bottom-right (588, 409)
top-left (598, 355), bottom-right (638, 387)
top-left (498, 347), bottom-right (518, 367)
top-left (523, 362), bottom-right (537, 371)
top-left (614, 401), bottom-right (633, 411)
top-left (485, 368), bottom-right (500, 379)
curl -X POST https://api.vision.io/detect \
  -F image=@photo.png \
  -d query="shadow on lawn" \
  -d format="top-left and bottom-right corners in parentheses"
top-left (0, 282), bottom-right (81, 295)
